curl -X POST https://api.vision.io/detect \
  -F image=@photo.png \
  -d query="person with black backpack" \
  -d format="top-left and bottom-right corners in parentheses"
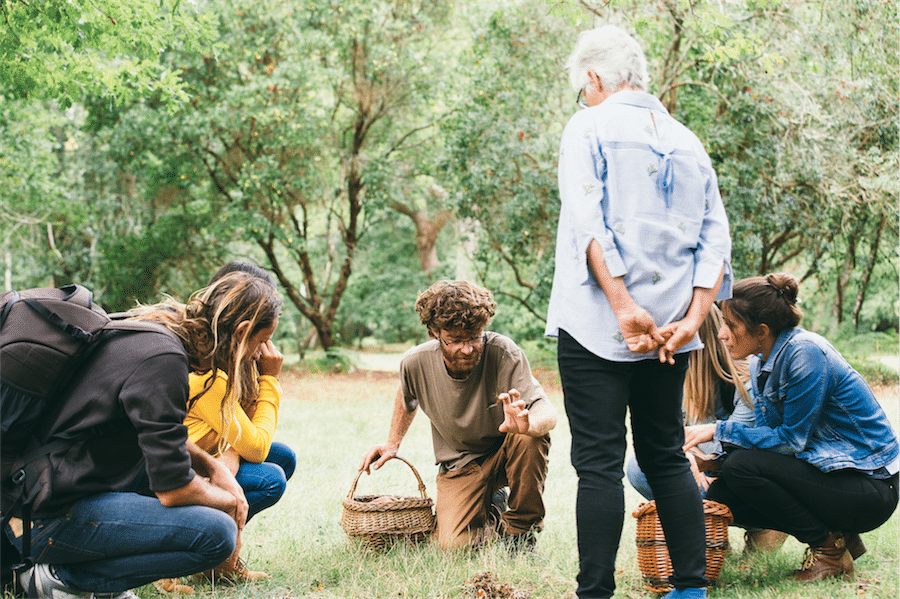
top-left (2, 271), bottom-right (281, 598)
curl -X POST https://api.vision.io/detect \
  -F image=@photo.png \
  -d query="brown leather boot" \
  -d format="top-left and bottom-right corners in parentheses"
top-left (793, 532), bottom-right (855, 582)
top-left (196, 557), bottom-right (270, 585)
top-left (844, 532), bottom-right (867, 560)
top-left (154, 578), bottom-right (195, 594)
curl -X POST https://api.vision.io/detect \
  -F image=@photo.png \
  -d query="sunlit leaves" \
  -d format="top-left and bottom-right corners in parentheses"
top-left (0, 0), bottom-right (217, 106)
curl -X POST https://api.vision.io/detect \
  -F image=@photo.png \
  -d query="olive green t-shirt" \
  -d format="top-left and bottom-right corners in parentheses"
top-left (400, 331), bottom-right (548, 471)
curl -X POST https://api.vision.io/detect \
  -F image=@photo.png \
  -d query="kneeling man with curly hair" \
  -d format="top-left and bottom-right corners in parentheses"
top-left (359, 280), bottom-right (556, 551)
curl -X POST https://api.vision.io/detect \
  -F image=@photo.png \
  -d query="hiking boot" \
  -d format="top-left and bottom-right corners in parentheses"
top-left (844, 532), bottom-right (867, 560)
top-left (197, 557), bottom-right (269, 584)
top-left (154, 578), bottom-right (196, 594)
top-left (743, 528), bottom-right (789, 553)
top-left (793, 532), bottom-right (855, 582)
top-left (488, 488), bottom-right (508, 533)
top-left (17, 563), bottom-right (92, 599)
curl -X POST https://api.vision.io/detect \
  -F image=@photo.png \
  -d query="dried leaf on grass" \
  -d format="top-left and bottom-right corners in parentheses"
top-left (463, 570), bottom-right (530, 599)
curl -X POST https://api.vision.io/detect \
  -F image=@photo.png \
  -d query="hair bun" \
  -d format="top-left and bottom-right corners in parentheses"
top-left (765, 273), bottom-right (799, 304)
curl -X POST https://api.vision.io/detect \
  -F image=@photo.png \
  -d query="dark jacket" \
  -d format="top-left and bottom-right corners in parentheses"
top-left (2, 329), bottom-right (195, 519)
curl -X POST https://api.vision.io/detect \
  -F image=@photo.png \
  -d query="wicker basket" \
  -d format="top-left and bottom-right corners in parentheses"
top-left (341, 456), bottom-right (435, 551)
top-left (632, 499), bottom-right (733, 593)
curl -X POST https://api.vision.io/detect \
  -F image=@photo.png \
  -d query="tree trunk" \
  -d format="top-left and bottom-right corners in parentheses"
top-left (852, 213), bottom-right (887, 329)
top-left (391, 202), bottom-right (452, 272)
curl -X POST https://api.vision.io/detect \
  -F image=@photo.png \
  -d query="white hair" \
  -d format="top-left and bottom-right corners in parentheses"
top-left (565, 25), bottom-right (649, 93)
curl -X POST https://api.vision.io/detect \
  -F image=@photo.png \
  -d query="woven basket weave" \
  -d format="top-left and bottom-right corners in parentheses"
top-left (632, 499), bottom-right (733, 593)
top-left (341, 456), bottom-right (435, 551)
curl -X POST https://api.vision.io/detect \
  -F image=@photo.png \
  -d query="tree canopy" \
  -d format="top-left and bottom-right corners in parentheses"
top-left (3, 0), bottom-right (897, 346)
top-left (1, 0), bottom-right (216, 105)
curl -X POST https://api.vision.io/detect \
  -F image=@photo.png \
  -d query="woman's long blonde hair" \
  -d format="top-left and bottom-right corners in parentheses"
top-left (128, 272), bottom-right (281, 452)
top-left (683, 304), bottom-right (752, 425)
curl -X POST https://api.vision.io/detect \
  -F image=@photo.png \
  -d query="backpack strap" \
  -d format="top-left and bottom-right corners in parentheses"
top-left (2, 432), bottom-right (103, 572)
top-left (20, 298), bottom-right (97, 343)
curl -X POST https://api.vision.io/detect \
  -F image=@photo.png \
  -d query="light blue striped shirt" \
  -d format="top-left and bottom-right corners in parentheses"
top-left (545, 91), bottom-right (732, 362)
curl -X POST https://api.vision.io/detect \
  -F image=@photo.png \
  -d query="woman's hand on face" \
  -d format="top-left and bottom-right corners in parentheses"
top-left (256, 340), bottom-right (283, 377)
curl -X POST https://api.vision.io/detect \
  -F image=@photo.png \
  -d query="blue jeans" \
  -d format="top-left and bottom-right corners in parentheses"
top-left (238, 441), bottom-right (295, 522)
top-left (625, 455), bottom-right (654, 501)
top-left (5, 492), bottom-right (236, 594)
top-left (558, 330), bottom-right (706, 598)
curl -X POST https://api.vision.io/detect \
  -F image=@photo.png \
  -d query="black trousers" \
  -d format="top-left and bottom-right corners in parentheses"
top-left (706, 448), bottom-right (899, 546)
top-left (557, 330), bottom-right (706, 599)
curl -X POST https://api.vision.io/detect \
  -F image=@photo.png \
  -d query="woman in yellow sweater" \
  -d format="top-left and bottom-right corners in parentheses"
top-left (186, 342), bottom-right (295, 522)
top-left (184, 263), bottom-right (295, 584)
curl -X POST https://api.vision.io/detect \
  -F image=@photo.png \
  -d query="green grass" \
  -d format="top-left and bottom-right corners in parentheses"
top-left (128, 377), bottom-right (899, 599)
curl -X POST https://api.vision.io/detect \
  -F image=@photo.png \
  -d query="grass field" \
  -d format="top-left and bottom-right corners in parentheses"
top-left (129, 368), bottom-right (900, 599)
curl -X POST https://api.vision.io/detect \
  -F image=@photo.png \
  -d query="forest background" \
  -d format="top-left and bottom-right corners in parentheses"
top-left (2, 2), bottom-right (899, 598)
top-left (2, 0), bottom-right (897, 371)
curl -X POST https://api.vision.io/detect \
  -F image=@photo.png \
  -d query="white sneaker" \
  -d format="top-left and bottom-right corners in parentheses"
top-left (95, 592), bottom-right (139, 599)
top-left (17, 563), bottom-right (92, 599)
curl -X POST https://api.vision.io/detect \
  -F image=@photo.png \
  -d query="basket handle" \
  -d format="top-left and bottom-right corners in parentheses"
top-left (347, 455), bottom-right (428, 500)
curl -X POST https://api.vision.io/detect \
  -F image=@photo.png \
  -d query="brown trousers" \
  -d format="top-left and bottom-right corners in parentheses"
top-left (435, 433), bottom-right (550, 549)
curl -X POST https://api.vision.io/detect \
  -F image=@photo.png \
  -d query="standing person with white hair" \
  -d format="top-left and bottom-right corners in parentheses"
top-left (546, 25), bottom-right (733, 599)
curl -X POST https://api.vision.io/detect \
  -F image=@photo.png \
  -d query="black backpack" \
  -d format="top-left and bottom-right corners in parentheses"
top-left (0, 284), bottom-right (172, 573)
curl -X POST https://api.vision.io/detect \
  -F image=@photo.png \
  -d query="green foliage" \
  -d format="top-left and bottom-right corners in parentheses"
top-left (100, 0), bottom-right (459, 348)
top-left (827, 330), bottom-right (899, 386)
top-left (694, 0), bottom-right (897, 327)
top-left (334, 219), bottom-right (449, 346)
top-left (0, 98), bottom-right (69, 286)
top-left (0, 0), bottom-right (216, 106)
top-left (95, 208), bottom-right (217, 310)
top-left (3, 0), bottom-right (897, 348)
top-left (300, 347), bottom-right (362, 374)
top-left (0, 97), bottom-right (223, 306)
top-left (441, 1), bottom-right (571, 323)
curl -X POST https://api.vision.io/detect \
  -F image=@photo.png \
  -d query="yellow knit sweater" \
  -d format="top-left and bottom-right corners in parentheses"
top-left (185, 370), bottom-right (281, 463)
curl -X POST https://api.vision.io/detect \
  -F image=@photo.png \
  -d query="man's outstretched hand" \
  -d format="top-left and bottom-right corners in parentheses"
top-left (498, 389), bottom-right (531, 434)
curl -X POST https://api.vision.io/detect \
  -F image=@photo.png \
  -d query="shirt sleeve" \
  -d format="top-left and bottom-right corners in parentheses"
top-left (229, 376), bottom-right (281, 463)
top-left (693, 159), bottom-right (732, 298)
top-left (400, 356), bottom-right (419, 413)
top-left (499, 341), bottom-right (548, 411)
top-left (120, 351), bottom-right (195, 493)
top-left (716, 344), bottom-right (829, 455)
top-left (558, 114), bottom-right (627, 281)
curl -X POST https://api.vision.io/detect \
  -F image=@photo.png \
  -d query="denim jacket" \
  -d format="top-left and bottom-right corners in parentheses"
top-left (716, 327), bottom-right (899, 474)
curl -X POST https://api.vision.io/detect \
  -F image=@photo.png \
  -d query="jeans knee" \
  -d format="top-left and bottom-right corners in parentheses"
top-left (268, 442), bottom-right (297, 480)
top-left (269, 473), bottom-right (288, 501)
top-left (198, 511), bottom-right (238, 565)
top-left (262, 467), bottom-right (288, 499)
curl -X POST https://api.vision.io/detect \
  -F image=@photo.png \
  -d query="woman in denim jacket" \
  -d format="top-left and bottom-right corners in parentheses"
top-left (684, 273), bottom-right (898, 583)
